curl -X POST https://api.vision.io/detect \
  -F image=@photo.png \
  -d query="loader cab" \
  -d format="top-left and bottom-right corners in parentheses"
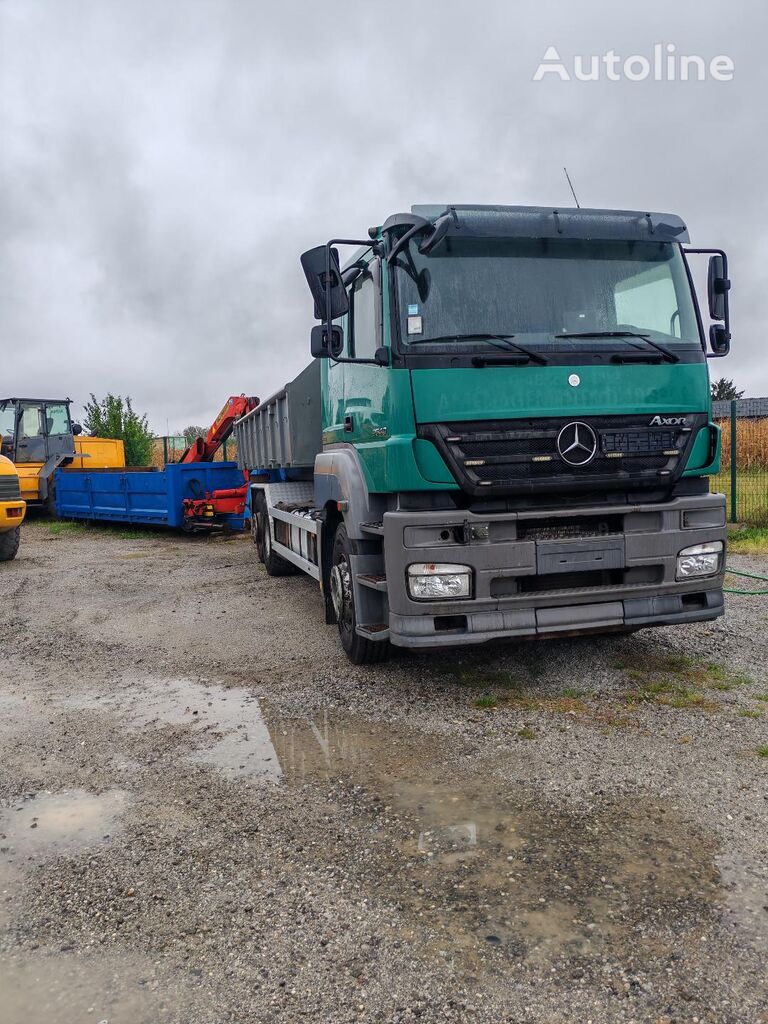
top-left (0, 398), bottom-right (78, 464)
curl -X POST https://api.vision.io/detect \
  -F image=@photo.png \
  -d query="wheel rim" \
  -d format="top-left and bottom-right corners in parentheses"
top-left (262, 514), bottom-right (272, 557)
top-left (330, 557), bottom-right (353, 636)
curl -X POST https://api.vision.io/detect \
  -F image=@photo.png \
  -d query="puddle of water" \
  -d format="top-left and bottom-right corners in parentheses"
top-left (50, 680), bottom-right (765, 966)
top-left (77, 678), bottom-right (281, 782)
top-left (263, 711), bottom-right (733, 964)
top-left (0, 954), bottom-right (187, 1024)
top-left (718, 852), bottom-right (768, 953)
top-left (0, 789), bottom-right (129, 861)
top-left (0, 789), bottom-right (129, 929)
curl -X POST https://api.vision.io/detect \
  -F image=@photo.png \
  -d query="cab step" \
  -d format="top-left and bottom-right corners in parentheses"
top-left (357, 573), bottom-right (388, 592)
top-left (360, 521), bottom-right (384, 537)
top-left (356, 622), bottom-right (390, 641)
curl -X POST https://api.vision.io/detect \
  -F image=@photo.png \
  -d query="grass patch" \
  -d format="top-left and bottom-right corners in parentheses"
top-left (753, 693), bottom-right (768, 702)
top-left (517, 727), bottom-right (536, 740)
top-left (756, 745), bottom-right (768, 759)
top-left (46, 521), bottom-right (86, 536)
top-left (618, 651), bottom-right (753, 711)
top-left (474, 695), bottom-right (498, 710)
top-left (727, 526), bottom-right (768, 556)
top-left (739, 709), bottom-right (762, 719)
top-left (625, 679), bottom-right (713, 710)
top-left (561, 687), bottom-right (583, 699)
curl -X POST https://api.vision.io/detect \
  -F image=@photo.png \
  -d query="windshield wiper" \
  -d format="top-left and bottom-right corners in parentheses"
top-left (409, 333), bottom-right (548, 365)
top-left (554, 330), bottom-right (679, 364)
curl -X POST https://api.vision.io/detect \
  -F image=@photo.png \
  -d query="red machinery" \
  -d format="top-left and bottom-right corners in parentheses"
top-left (180, 395), bottom-right (258, 530)
top-left (180, 395), bottom-right (259, 464)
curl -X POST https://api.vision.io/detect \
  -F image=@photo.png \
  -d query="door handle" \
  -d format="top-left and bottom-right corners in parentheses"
top-left (343, 414), bottom-right (354, 433)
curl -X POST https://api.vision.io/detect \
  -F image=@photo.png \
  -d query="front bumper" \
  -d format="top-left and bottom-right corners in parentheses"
top-left (381, 493), bottom-right (726, 648)
top-left (0, 500), bottom-right (26, 530)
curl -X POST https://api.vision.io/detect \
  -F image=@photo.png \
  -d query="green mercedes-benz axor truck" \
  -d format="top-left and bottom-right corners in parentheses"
top-left (235, 204), bottom-right (732, 663)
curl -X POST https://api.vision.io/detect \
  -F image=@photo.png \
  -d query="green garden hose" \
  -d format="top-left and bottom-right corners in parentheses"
top-left (724, 567), bottom-right (768, 595)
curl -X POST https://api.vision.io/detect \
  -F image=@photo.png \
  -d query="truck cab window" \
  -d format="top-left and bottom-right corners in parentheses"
top-left (45, 404), bottom-right (71, 436)
top-left (20, 406), bottom-right (44, 439)
top-left (614, 263), bottom-right (684, 338)
top-left (0, 407), bottom-right (14, 447)
top-left (351, 274), bottom-right (376, 359)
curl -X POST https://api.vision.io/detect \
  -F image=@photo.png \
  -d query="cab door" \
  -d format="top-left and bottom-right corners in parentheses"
top-left (341, 259), bottom-right (388, 444)
top-left (15, 403), bottom-right (46, 463)
top-left (43, 402), bottom-right (74, 461)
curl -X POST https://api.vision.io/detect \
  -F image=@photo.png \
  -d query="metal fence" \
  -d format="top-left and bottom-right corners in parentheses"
top-left (151, 436), bottom-right (238, 467)
top-left (712, 401), bottom-right (768, 526)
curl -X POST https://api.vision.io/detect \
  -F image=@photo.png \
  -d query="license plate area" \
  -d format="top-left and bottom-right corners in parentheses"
top-left (536, 537), bottom-right (625, 575)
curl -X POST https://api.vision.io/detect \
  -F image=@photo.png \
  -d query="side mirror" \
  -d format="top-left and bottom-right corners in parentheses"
top-left (707, 253), bottom-right (730, 321)
top-left (301, 245), bottom-right (349, 321)
top-left (311, 324), bottom-right (344, 359)
top-left (709, 323), bottom-right (730, 357)
top-left (72, 422), bottom-right (83, 435)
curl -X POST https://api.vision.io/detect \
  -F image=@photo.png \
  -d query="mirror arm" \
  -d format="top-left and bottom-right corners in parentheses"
top-left (684, 246), bottom-right (731, 349)
top-left (329, 352), bottom-right (389, 367)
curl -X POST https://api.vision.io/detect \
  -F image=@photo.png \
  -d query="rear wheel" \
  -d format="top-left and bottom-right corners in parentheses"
top-left (330, 524), bottom-right (389, 664)
top-left (0, 527), bottom-right (21, 562)
top-left (253, 492), bottom-right (293, 576)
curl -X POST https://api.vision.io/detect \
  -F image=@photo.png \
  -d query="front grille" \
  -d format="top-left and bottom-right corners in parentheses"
top-left (0, 475), bottom-right (21, 500)
top-left (517, 515), bottom-right (624, 540)
top-left (418, 414), bottom-right (705, 497)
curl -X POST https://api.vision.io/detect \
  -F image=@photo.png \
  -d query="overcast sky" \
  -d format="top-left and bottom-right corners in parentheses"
top-left (1, 0), bottom-right (766, 432)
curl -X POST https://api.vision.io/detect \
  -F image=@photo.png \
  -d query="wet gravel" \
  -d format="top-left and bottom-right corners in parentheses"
top-left (0, 519), bottom-right (766, 1023)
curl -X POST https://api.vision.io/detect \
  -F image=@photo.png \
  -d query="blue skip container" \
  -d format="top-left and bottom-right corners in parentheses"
top-left (54, 462), bottom-right (247, 530)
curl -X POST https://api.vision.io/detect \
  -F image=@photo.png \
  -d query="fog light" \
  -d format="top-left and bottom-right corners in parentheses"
top-left (407, 562), bottom-right (472, 600)
top-left (676, 541), bottom-right (723, 580)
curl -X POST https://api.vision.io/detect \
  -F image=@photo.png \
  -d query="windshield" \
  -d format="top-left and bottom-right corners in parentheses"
top-left (0, 406), bottom-right (14, 443)
top-left (393, 237), bottom-right (701, 353)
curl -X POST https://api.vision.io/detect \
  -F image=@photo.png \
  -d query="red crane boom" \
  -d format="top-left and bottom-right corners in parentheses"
top-left (179, 394), bottom-right (258, 531)
top-left (179, 395), bottom-right (259, 464)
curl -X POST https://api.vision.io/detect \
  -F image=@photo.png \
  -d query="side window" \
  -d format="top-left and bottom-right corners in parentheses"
top-left (351, 274), bottom-right (377, 359)
top-left (614, 264), bottom-right (680, 338)
top-left (332, 290), bottom-right (352, 357)
top-left (46, 404), bottom-right (70, 435)
top-left (0, 407), bottom-right (14, 442)
top-left (20, 405), bottom-right (44, 439)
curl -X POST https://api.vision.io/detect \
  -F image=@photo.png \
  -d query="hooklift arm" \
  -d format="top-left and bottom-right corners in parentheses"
top-left (179, 395), bottom-right (259, 464)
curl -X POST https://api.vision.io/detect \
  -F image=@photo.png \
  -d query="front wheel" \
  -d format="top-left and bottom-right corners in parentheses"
top-left (0, 527), bottom-right (21, 562)
top-left (330, 524), bottom-right (389, 664)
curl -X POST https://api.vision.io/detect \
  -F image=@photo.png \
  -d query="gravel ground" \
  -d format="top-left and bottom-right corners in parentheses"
top-left (0, 518), bottom-right (767, 1024)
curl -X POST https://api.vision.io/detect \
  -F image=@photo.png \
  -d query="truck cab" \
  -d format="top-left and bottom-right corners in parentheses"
top-left (0, 397), bottom-right (82, 506)
top-left (238, 205), bottom-right (731, 663)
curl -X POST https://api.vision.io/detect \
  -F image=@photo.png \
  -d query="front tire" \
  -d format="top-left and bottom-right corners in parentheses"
top-left (0, 527), bottom-right (21, 562)
top-left (331, 524), bottom-right (389, 665)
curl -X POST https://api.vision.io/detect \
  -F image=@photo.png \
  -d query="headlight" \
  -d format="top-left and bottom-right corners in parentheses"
top-left (676, 541), bottom-right (723, 580)
top-left (407, 563), bottom-right (472, 600)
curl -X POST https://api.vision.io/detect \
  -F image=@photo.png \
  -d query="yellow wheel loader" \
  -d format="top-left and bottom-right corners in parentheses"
top-left (0, 398), bottom-right (124, 512)
top-left (0, 453), bottom-right (25, 561)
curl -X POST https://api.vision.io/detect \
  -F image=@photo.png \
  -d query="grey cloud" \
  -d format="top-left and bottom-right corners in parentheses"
top-left (1, 0), bottom-right (766, 430)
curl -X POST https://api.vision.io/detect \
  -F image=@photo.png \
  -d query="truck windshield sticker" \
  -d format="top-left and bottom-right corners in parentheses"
top-left (407, 315), bottom-right (423, 335)
top-left (408, 303), bottom-right (419, 315)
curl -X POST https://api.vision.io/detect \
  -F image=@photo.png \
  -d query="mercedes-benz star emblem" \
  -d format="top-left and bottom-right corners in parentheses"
top-left (556, 421), bottom-right (598, 467)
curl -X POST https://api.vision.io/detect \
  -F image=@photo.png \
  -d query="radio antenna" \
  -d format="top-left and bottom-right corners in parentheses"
top-left (563, 166), bottom-right (581, 208)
